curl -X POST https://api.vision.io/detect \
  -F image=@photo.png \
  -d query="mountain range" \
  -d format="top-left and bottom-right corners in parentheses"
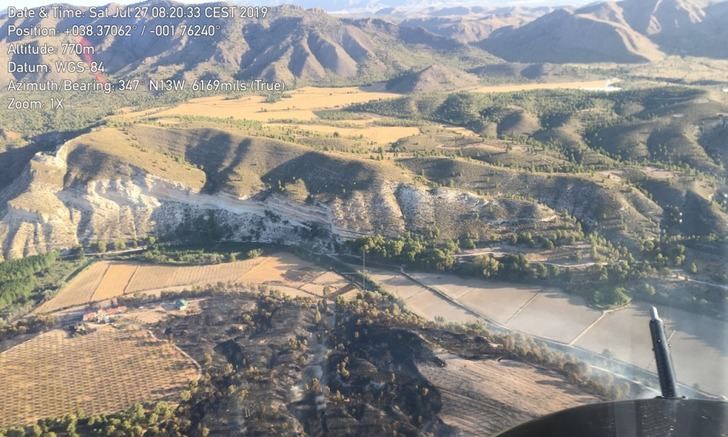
top-left (391, 6), bottom-right (553, 44)
top-left (245, 0), bottom-right (586, 13)
top-left (482, 0), bottom-right (728, 62)
top-left (2, 0), bottom-right (728, 88)
top-left (0, 3), bottom-right (491, 86)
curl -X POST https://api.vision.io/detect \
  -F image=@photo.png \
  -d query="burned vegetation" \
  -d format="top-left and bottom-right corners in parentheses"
top-left (3, 287), bottom-right (612, 436)
top-left (147, 289), bottom-right (607, 436)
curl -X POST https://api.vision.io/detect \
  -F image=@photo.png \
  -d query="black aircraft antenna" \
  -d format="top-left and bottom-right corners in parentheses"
top-left (649, 306), bottom-right (678, 398)
top-left (498, 306), bottom-right (728, 437)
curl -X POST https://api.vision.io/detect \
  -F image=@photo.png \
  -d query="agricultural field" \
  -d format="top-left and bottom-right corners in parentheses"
top-left (0, 326), bottom-right (199, 428)
top-left (468, 79), bottom-right (620, 94)
top-left (92, 264), bottom-right (139, 301)
top-left (418, 353), bottom-right (598, 436)
top-left (506, 291), bottom-right (602, 344)
top-left (35, 253), bottom-right (352, 313)
top-left (411, 272), bottom-right (542, 325)
top-left (114, 81), bottom-right (624, 155)
top-left (125, 257), bottom-right (267, 294)
top-left (115, 86), bottom-right (428, 150)
top-left (267, 122), bottom-right (420, 145)
top-left (131, 87), bottom-right (403, 123)
top-left (367, 269), bottom-right (479, 325)
top-left (573, 304), bottom-right (657, 370)
top-left (34, 262), bottom-right (109, 313)
top-left (368, 268), bottom-right (728, 397)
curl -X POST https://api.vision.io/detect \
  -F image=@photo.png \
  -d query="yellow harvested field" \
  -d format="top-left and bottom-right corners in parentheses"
top-left (268, 123), bottom-right (420, 145)
top-left (36, 253), bottom-right (351, 313)
top-left (114, 82), bottom-right (619, 133)
top-left (92, 263), bottom-right (139, 301)
top-left (114, 107), bottom-right (165, 120)
top-left (442, 126), bottom-right (480, 137)
top-left (419, 353), bottom-right (597, 435)
top-left (150, 87), bottom-right (402, 123)
top-left (311, 271), bottom-right (350, 288)
top-left (35, 262), bottom-right (109, 313)
top-left (300, 270), bottom-right (350, 296)
top-left (127, 258), bottom-right (265, 293)
top-left (0, 327), bottom-right (199, 427)
top-left (470, 79), bottom-right (619, 94)
top-left (238, 252), bottom-right (322, 285)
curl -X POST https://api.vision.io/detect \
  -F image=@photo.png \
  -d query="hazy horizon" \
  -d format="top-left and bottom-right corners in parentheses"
top-left (1, 0), bottom-right (586, 12)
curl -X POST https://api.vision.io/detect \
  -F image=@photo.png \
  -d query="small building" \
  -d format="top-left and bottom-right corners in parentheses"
top-left (175, 299), bottom-right (189, 311)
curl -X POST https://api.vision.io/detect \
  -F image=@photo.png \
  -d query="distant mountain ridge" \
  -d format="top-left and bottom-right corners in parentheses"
top-left (480, 0), bottom-right (728, 63)
top-left (0, 2), bottom-right (493, 86)
top-left (1, 0), bottom-right (727, 88)
top-left (245, 0), bottom-right (589, 13)
top-left (389, 6), bottom-right (553, 43)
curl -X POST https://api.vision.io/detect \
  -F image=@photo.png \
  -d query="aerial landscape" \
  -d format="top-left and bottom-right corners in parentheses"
top-left (0, 0), bottom-right (727, 435)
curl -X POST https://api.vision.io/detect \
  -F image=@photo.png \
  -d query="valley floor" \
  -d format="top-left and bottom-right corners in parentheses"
top-left (2, 253), bottom-right (606, 433)
top-left (367, 268), bottom-right (728, 398)
top-left (33, 251), bottom-right (728, 398)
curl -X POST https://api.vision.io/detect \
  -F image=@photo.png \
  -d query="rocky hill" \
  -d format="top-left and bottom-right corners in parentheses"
top-left (385, 64), bottom-right (479, 93)
top-left (351, 87), bottom-right (728, 242)
top-left (0, 123), bottom-right (571, 261)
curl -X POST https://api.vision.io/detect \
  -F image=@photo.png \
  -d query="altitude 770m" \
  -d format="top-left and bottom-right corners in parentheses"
top-left (61, 43), bottom-right (94, 56)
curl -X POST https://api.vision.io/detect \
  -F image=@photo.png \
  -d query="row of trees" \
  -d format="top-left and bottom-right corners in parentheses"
top-left (141, 247), bottom-right (263, 266)
top-left (349, 233), bottom-right (456, 272)
top-left (469, 253), bottom-right (559, 281)
top-left (0, 315), bottom-right (56, 343)
top-left (0, 401), bottom-right (183, 437)
top-left (350, 233), bottom-right (635, 307)
top-left (90, 237), bottom-right (157, 254)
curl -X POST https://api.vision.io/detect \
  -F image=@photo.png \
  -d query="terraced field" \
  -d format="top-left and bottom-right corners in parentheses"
top-left (0, 326), bottom-right (199, 427)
